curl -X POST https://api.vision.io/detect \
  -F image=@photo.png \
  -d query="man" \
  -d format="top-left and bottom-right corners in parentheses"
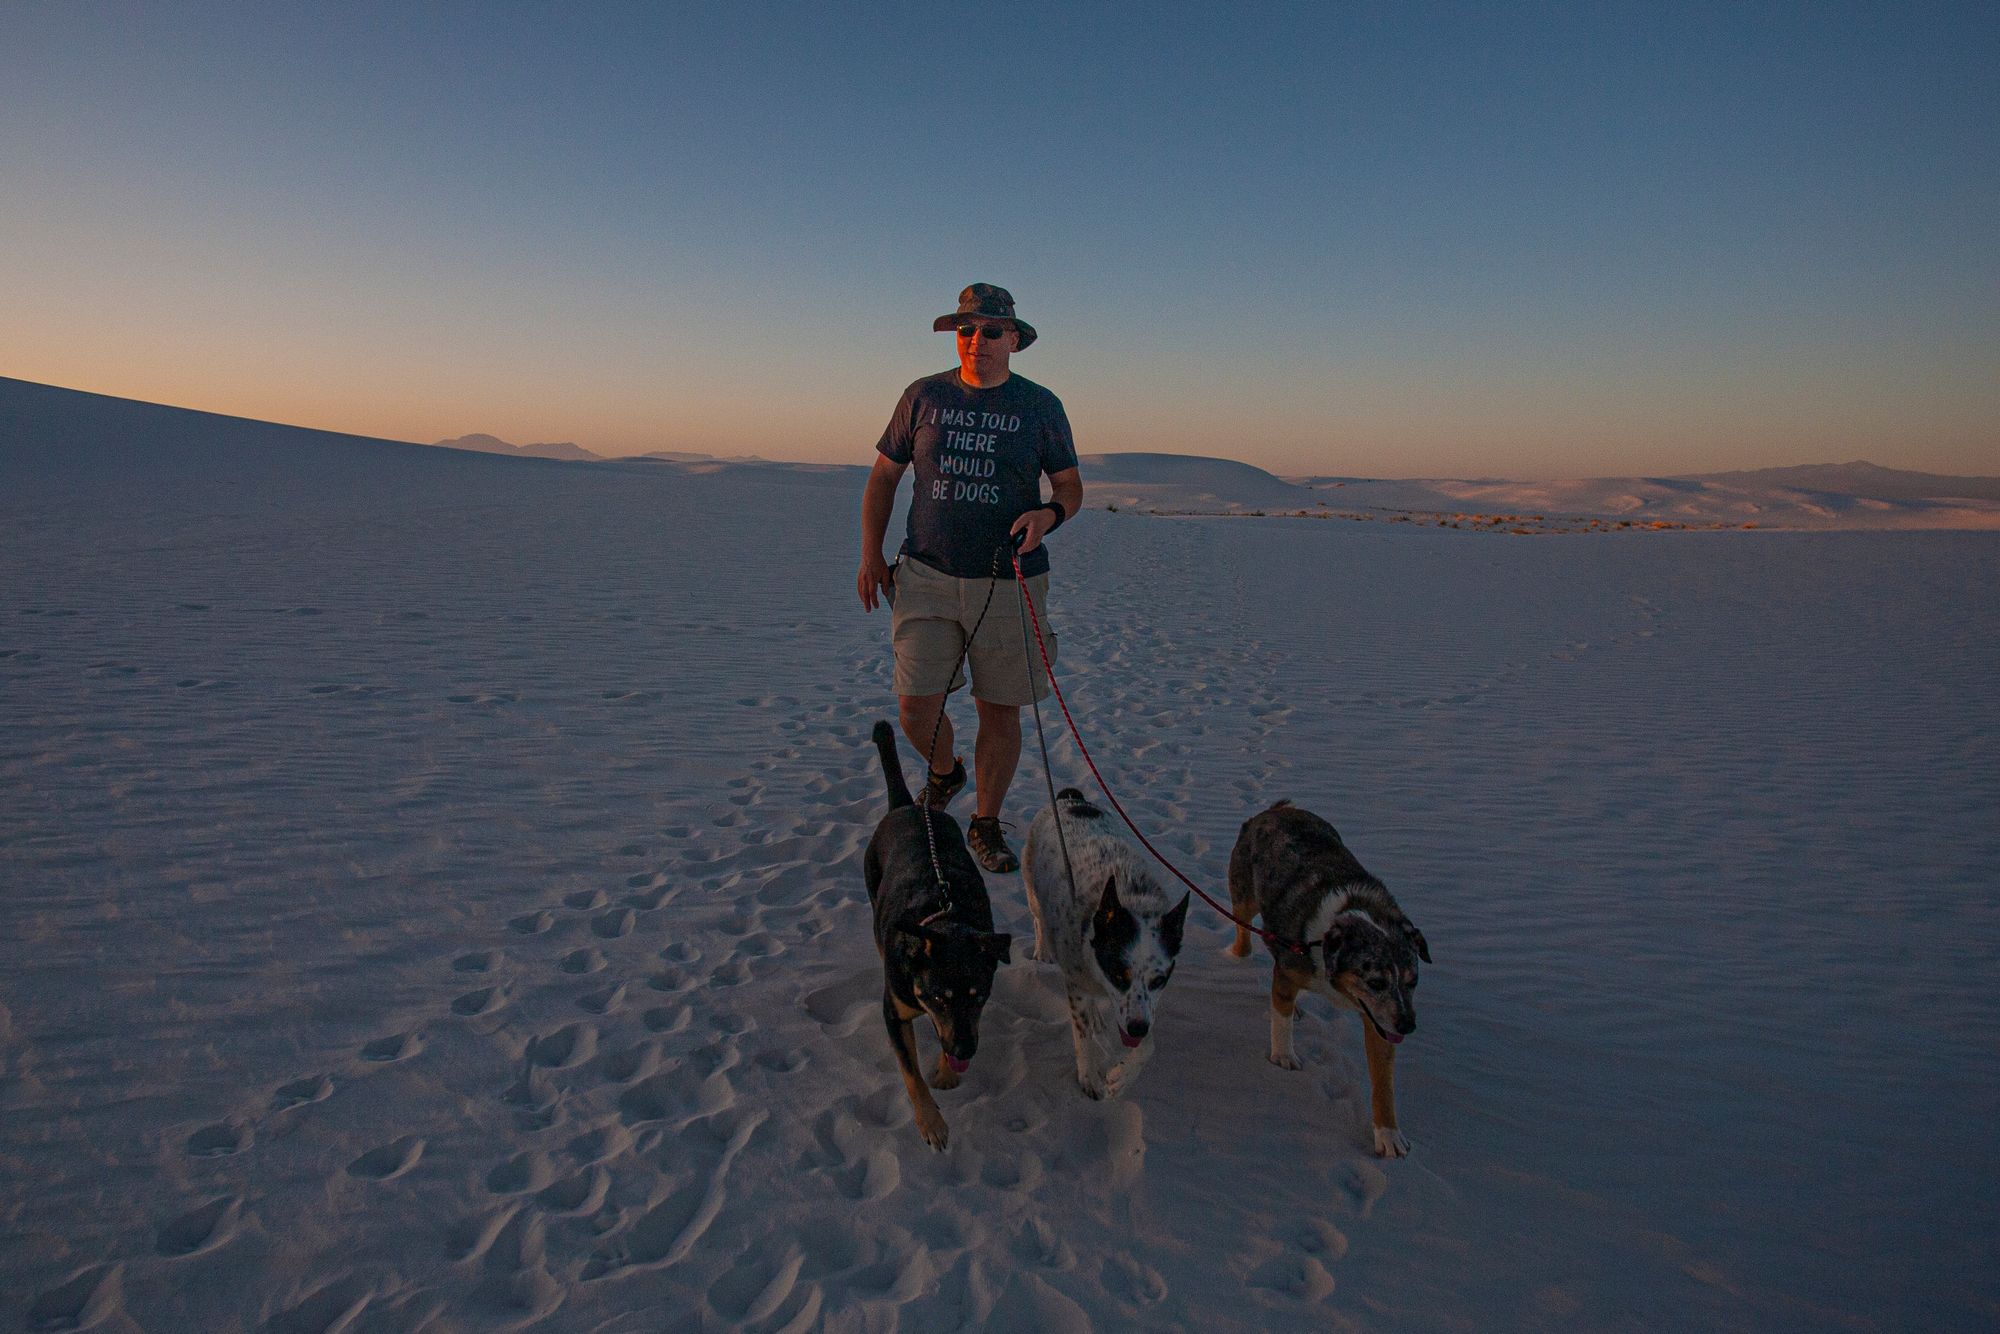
top-left (857, 283), bottom-right (1084, 874)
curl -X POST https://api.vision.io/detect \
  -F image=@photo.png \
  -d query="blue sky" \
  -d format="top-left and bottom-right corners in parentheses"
top-left (3, 2), bottom-right (1994, 476)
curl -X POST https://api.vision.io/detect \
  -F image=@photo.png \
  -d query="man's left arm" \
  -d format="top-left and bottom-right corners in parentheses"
top-left (1010, 466), bottom-right (1083, 554)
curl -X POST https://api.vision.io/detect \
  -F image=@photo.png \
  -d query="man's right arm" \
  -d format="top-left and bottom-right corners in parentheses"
top-left (857, 453), bottom-right (907, 612)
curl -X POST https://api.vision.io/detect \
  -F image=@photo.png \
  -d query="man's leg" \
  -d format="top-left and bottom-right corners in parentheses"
top-left (897, 693), bottom-right (956, 780)
top-left (972, 698), bottom-right (1022, 821)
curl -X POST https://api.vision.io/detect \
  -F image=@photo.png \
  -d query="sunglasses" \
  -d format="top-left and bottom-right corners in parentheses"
top-left (956, 323), bottom-right (1012, 340)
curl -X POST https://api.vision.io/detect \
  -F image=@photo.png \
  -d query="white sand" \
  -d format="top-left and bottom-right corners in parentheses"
top-left (3, 377), bottom-right (1996, 1330)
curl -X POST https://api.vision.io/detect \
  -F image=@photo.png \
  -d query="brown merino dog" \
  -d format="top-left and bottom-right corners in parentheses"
top-left (1225, 801), bottom-right (1431, 1157)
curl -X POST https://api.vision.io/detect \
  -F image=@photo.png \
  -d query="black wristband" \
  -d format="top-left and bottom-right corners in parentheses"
top-left (1041, 499), bottom-right (1066, 530)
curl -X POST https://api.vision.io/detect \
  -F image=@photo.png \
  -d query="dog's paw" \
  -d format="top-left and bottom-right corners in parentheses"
top-left (915, 1104), bottom-right (950, 1151)
top-left (1223, 937), bottom-right (1252, 960)
top-left (928, 1056), bottom-right (962, 1091)
top-left (1372, 1125), bottom-right (1410, 1158)
top-left (1267, 1051), bottom-right (1303, 1071)
top-left (1076, 1073), bottom-right (1108, 1101)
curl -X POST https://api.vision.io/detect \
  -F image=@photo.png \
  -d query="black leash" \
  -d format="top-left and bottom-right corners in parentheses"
top-left (1008, 534), bottom-right (1084, 916)
top-left (913, 544), bottom-right (1011, 897)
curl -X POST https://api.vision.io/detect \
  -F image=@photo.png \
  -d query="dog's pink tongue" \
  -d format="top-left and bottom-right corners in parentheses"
top-left (1383, 1031), bottom-right (1404, 1045)
top-left (1120, 1030), bottom-right (1143, 1049)
top-left (945, 1053), bottom-right (970, 1073)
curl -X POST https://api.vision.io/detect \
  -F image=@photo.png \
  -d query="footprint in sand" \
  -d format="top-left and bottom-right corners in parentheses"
top-left (28, 1264), bottom-right (125, 1330)
top-left (537, 1166), bottom-right (611, 1215)
top-left (647, 966), bottom-right (693, 994)
top-left (270, 1075), bottom-right (334, 1112)
top-left (156, 1196), bottom-right (242, 1258)
top-left (560, 947), bottom-right (608, 975)
top-left (267, 1275), bottom-right (375, 1334)
top-left (708, 959), bottom-right (753, 988)
top-left (468, 1211), bottom-right (565, 1326)
top-left (578, 983), bottom-right (626, 1015)
top-left (1105, 1253), bottom-right (1168, 1305)
top-left (1293, 1218), bottom-right (1350, 1261)
top-left (502, 1063), bottom-right (557, 1116)
top-left (509, 910), bottom-right (555, 935)
top-left (803, 974), bottom-right (878, 1035)
top-left (708, 1246), bottom-right (810, 1328)
top-left (360, 1032), bottom-right (422, 1063)
top-left (186, 1120), bottom-right (251, 1157)
top-left (642, 1005), bottom-right (692, 1034)
top-left (584, 1110), bottom-right (762, 1279)
top-left (833, 1146), bottom-right (902, 1202)
top-left (348, 1136), bottom-right (424, 1180)
top-left (528, 1023), bottom-right (598, 1070)
top-left (454, 950), bottom-right (499, 972)
top-left (979, 1149), bottom-right (1045, 1192)
top-left (447, 1205), bottom-right (520, 1263)
top-left (625, 883), bottom-right (675, 910)
top-left (599, 1042), bottom-right (659, 1083)
top-left (564, 889), bottom-right (608, 911)
top-left (565, 1121), bottom-right (635, 1165)
top-left (1247, 1252), bottom-right (1336, 1302)
top-left (486, 1151), bottom-right (554, 1195)
top-left (617, 1064), bottom-right (736, 1126)
top-left (454, 987), bottom-right (507, 1017)
top-left (1341, 1160), bottom-right (1389, 1216)
top-left (1010, 1216), bottom-right (1077, 1270)
top-left (592, 908), bottom-right (636, 939)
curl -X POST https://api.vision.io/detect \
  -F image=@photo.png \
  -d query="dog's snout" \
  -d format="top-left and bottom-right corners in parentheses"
top-left (1125, 1018), bottom-right (1150, 1040)
top-left (1396, 1014), bottom-right (1415, 1036)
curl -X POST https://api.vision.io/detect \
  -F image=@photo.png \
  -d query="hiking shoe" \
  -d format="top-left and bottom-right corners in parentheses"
top-left (916, 758), bottom-right (967, 808)
top-left (967, 817), bottom-right (1020, 874)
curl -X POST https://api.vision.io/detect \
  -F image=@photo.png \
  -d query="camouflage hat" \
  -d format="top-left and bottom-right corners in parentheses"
top-left (932, 283), bottom-right (1037, 350)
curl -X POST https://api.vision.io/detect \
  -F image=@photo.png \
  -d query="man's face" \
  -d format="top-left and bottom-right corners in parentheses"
top-left (956, 321), bottom-right (1018, 380)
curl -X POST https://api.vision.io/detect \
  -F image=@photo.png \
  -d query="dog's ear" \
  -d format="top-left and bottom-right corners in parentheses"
top-left (1404, 922), bottom-right (1431, 964)
top-left (1161, 892), bottom-right (1191, 956)
top-left (978, 931), bottom-right (1013, 965)
top-left (1091, 875), bottom-right (1135, 948)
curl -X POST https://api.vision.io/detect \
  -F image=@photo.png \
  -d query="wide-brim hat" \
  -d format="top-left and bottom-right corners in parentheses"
top-left (932, 282), bottom-right (1037, 350)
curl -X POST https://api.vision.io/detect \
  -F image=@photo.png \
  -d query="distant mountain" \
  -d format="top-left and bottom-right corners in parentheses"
top-left (1079, 451), bottom-right (1310, 510)
top-left (5, 376), bottom-right (1993, 532)
top-left (1281, 461), bottom-right (2000, 531)
top-left (629, 449), bottom-right (775, 465)
top-left (434, 433), bottom-right (600, 463)
top-left (1676, 461), bottom-right (2000, 502)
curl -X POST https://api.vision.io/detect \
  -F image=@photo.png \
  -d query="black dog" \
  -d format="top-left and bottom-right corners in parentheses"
top-left (863, 721), bottom-right (1011, 1150)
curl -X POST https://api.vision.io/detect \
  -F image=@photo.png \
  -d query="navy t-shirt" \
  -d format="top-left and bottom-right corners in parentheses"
top-left (876, 369), bottom-right (1078, 579)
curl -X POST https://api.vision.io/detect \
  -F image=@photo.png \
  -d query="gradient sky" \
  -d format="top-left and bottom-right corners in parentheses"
top-left (4, 2), bottom-right (1995, 477)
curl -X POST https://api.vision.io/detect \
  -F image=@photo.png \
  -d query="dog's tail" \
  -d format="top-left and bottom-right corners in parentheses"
top-left (873, 720), bottom-right (914, 811)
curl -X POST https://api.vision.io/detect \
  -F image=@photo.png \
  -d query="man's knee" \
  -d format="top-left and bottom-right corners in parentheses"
top-left (899, 694), bottom-right (945, 728)
top-left (973, 698), bottom-right (1022, 736)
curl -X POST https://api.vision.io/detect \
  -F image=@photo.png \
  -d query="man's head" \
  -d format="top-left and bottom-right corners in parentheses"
top-left (934, 283), bottom-right (1035, 386)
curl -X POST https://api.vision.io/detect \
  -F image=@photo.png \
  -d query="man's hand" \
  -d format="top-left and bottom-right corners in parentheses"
top-left (858, 550), bottom-right (893, 611)
top-left (1009, 506), bottom-right (1058, 555)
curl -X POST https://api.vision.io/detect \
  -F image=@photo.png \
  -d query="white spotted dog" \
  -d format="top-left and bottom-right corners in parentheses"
top-left (1225, 801), bottom-right (1431, 1158)
top-left (1022, 788), bottom-right (1190, 1100)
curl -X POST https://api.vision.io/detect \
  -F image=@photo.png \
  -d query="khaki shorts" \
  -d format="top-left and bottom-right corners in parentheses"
top-left (888, 557), bottom-right (1056, 706)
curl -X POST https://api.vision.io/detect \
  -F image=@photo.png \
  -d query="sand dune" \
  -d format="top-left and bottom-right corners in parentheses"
top-left (3, 376), bottom-right (1996, 1329)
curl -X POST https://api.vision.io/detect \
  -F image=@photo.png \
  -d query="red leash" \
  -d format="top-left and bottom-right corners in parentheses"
top-left (1008, 548), bottom-right (1312, 959)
